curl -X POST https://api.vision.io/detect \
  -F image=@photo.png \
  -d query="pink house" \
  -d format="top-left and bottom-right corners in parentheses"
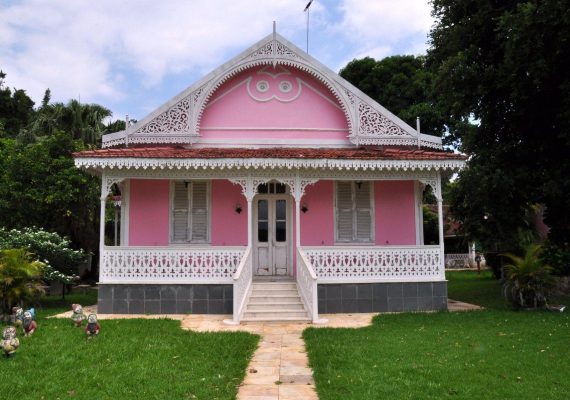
top-left (74, 29), bottom-right (465, 323)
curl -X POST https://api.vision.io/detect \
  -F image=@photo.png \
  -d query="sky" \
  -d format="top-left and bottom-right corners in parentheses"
top-left (0, 0), bottom-right (434, 122)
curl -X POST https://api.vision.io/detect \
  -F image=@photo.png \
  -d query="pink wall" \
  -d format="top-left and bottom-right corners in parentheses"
top-left (211, 180), bottom-right (248, 245)
top-left (129, 179), bottom-right (170, 246)
top-left (300, 181), bottom-right (335, 245)
top-left (200, 65), bottom-right (349, 141)
top-left (375, 181), bottom-right (416, 245)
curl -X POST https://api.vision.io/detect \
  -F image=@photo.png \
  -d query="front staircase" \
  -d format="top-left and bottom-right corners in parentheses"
top-left (241, 280), bottom-right (311, 322)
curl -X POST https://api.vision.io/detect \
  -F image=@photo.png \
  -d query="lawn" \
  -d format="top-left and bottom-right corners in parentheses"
top-left (1, 290), bottom-right (259, 400)
top-left (304, 271), bottom-right (570, 400)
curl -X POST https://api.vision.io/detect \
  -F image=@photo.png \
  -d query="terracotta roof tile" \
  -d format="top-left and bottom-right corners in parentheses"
top-left (73, 146), bottom-right (466, 161)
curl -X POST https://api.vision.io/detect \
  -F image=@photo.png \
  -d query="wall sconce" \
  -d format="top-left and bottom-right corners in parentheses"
top-left (356, 181), bottom-right (363, 189)
top-left (235, 203), bottom-right (243, 214)
top-left (301, 203), bottom-right (309, 213)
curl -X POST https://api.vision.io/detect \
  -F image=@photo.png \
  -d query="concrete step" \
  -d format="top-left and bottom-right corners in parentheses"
top-left (247, 302), bottom-right (305, 311)
top-left (248, 295), bottom-right (302, 303)
top-left (242, 310), bottom-right (310, 320)
top-left (242, 317), bottom-right (311, 322)
top-left (252, 282), bottom-right (297, 290)
top-left (251, 289), bottom-right (299, 296)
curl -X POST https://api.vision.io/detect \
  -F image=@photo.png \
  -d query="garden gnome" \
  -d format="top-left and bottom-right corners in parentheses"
top-left (11, 307), bottom-right (23, 327)
top-left (85, 314), bottom-right (100, 339)
top-left (22, 310), bottom-right (37, 336)
top-left (71, 304), bottom-right (86, 327)
top-left (1, 326), bottom-right (20, 357)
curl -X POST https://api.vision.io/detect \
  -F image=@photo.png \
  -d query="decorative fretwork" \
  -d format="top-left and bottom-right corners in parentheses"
top-left (134, 97), bottom-right (191, 135)
top-left (303, 246), bottom-right (443, 281)
top-left (76, 157), bottom-right (464, 172)
top-left (358, 103), bottom-right (407, 137)
top-left (100, 247), bottom-right (245, 283)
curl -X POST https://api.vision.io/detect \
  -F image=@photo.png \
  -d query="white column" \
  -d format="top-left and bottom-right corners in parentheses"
top-left (99, 175), bottom-right (108, 281)
top-left (437, 196), bottom-right (445, 278)
top-left (294, 175), bottom-right (302, 248)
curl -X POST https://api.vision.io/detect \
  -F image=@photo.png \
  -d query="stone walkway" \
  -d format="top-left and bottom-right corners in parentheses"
top-left (52, 301), bottom-right (482, 399)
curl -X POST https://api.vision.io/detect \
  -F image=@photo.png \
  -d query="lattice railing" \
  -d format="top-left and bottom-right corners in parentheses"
top-left (445, 253), bottom-right (476, 269)
top-left (302, 246), bottom-right (443, 282)
top-left (100, 246), bottom-right (245, 283)
top-left (232, 247), bottom-right (252, 323)
top-left (296, 248), bottom-right (318, 322)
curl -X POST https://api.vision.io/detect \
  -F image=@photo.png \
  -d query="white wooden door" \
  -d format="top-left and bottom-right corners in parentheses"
top-left (254, 196), bottom-right (290, 276)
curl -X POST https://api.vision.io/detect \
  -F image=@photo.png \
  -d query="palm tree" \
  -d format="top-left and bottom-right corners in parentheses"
top-left (502, 244), bottom-right (556, 309)
top-left (0, 249), bottom-right (45, 316)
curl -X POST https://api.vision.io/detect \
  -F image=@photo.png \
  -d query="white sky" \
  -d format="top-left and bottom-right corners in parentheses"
top-left (0, 0), bottom-right (433, 121)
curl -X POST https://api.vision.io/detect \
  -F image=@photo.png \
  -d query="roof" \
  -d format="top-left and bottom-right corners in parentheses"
top-left (74, 146), bottom-right (466, 161)
top-left (101, 29), bottom-right (443, 149)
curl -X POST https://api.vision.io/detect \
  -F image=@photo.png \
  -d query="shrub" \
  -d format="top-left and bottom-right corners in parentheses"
top-left (502, 244), bottom-right (556, 309)
top-left (0, 248), bottom-right (45, 315)
top-left (0, 227), bottom-right (86, 276)
top-left (542, 241), bottom-right (570, 276)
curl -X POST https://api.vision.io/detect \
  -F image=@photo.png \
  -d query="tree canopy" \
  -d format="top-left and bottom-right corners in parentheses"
top-left (427, 0), bottom-right (570, 251)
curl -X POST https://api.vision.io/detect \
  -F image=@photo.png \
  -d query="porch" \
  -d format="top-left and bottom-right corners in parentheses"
top-left (97, 243), bottom-right (445, 322)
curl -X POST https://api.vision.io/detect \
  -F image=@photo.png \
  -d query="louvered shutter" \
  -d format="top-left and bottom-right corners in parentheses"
top-left (190, 182), bottom-right (208, 242)
top-left (336, 182), bottom-right (353, 242)
top-left (355, 181), bottom-right (372, 241)
top-left (172, 181), bottom-right (188, 242)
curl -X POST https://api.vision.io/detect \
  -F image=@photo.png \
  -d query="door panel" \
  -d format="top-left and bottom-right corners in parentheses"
top-left (254, 196), bottom-right (290, 276)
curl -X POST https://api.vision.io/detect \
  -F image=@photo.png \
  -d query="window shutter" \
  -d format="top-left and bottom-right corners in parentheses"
top-left (336, 182), bottom-right (353, 242)
top-left (190, 182), bottom-right (208, 242)
top-left (355, 181), bottom-right (372, 241)
top-left (172, 181), bottom-right (188, 242)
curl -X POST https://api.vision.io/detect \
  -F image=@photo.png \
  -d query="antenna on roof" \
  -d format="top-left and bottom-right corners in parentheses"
top-left (273, 21), bottom-right (276, 38)
top-left (304, 0), bottom-right (314, 54)
top-left (416, 117), bottom-right (421, 149)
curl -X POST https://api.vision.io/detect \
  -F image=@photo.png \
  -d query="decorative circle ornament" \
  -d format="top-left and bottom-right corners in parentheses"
top-left (256, 80), bottom-right (269, 92)
top-left (279, 81), bottom-right (292, 93)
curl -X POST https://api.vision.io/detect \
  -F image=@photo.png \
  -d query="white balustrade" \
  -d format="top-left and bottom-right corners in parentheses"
top-left (296, 248), bottom-right (318, 322)
top-left (445, 253), bottom-right (477, 269)
top-left (100, 246), bottom-right (245, 283)
top-left (303, 245), bottom-right (443, 282)
top-left (232, 247), bottom-right (252, 323)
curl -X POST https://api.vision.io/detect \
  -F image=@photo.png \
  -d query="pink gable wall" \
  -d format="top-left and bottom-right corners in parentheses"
top-left (211, 180), bottom-right (248, 245)
top-left (300, 181), bottom-right (335, 245)
top-left (129, 179), bottom-right (170, 246)
top-left (200, 66), bottom-right (349, 141)
top-left (375, 181), bottom-right (416, 245)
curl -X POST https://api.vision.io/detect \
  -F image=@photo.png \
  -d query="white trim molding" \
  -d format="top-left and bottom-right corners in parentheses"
top-left (76, 157), bottom-right (465, 173)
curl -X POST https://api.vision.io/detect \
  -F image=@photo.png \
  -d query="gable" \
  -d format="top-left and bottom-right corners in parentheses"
top-left (200, 65), bottom-right (349, 146)
top-left (102, 29), bottom-right (442, 149)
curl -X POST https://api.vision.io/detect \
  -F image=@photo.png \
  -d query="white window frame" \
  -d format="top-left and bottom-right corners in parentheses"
top-left (333, 180), bottom-right (375, 244)
top-left (169, 180), bottom-right (211, 244)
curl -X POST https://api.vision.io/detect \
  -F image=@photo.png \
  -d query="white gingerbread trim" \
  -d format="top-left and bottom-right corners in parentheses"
top-left (101, 31), bottom-right (442, 149)
top-left (76, 156), bottom-right (464, 173)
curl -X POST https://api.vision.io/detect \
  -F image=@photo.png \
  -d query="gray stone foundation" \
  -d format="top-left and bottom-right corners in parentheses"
top-left (317, 282), bottom-right (448, 313)
top-left (97, 284), bottom-right (233, 314)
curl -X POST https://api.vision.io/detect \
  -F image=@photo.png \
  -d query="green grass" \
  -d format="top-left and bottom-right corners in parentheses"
top-left (304, 271), bottom-right (570, 400)
top-left (1, 291), bottom-right (259, 400)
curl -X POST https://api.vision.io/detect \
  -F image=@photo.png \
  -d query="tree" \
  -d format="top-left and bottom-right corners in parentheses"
top-left (428, 0), bottom-right (570, 252)
top-left (0, 70), bottom-right (35, 137)
top-left (339, 55), bottom-right (461, 146)
top-left (0, 131), bottom-right (100, 254)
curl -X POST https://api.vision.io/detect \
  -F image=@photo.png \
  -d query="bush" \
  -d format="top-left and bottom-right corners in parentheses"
top-left (542, 241), bottom-right (570, 276)
top-left (502, 244), bottom-right (556, 309)
top-left (0, 227), bottom-right (86, 276)
top-left (0, 248), bottom-right (45, 314)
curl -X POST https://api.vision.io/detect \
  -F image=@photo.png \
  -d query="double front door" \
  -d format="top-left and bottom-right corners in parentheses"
top-left (254, 195), bottom-right (291, 276)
